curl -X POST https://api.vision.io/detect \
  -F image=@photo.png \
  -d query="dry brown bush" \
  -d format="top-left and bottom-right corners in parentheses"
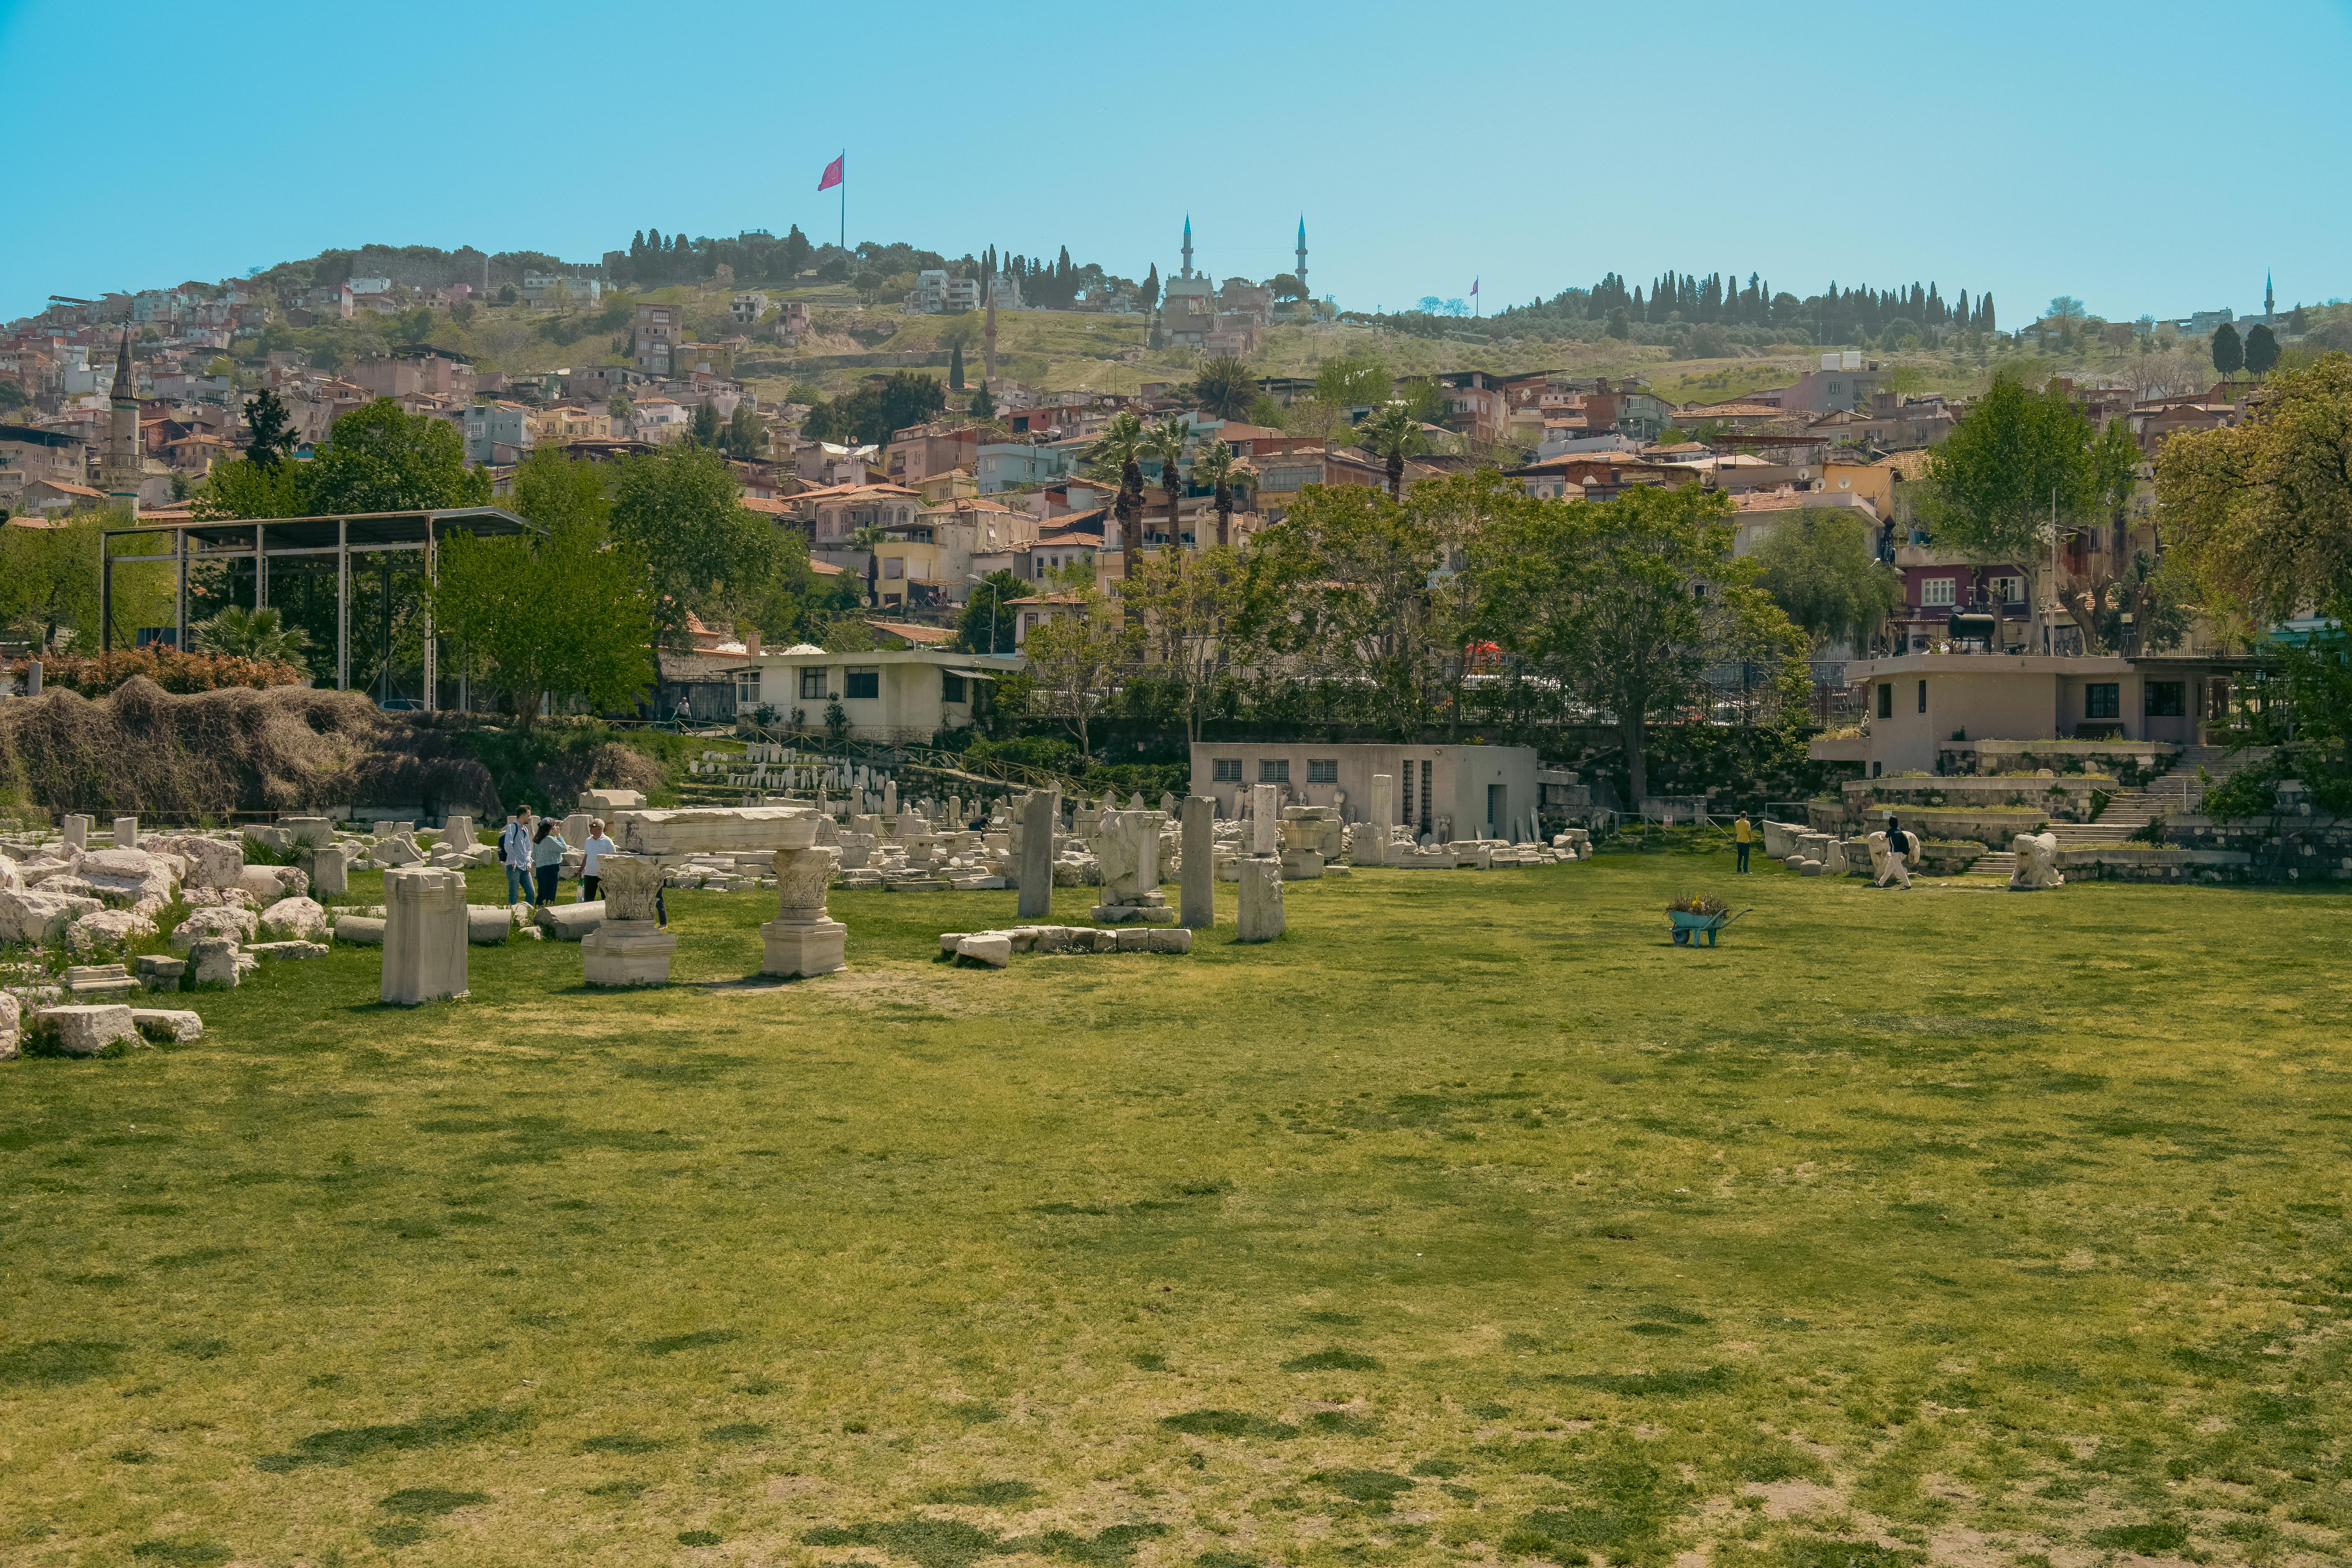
top-left (0, 677), bottom-right (502, 822)
top-left (532, 742), bottom-right (664, 806)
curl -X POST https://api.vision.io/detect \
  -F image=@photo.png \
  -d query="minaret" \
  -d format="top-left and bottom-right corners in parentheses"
top-left (99, 328), bottom-right (143, 514)
top-left (2265, 271), bottom-right (2274, 321)
top-left (1295, 216), bottom-right (1308, 297)
top-left (1181, 215), bottom-right (1194, 280)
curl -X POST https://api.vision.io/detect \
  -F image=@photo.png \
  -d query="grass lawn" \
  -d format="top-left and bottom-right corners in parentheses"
top-left (6, 850), bottom-right (2350, 1568)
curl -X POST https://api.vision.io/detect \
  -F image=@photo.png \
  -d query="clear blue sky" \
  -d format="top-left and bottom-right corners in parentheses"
top-left (7, 0), bottom-right (2349, 326)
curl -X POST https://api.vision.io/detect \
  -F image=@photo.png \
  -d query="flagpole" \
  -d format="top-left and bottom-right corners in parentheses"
top-left (838, 149), bottom-right (846, 252)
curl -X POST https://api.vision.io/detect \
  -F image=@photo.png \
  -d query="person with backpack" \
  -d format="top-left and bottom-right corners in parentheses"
top-left (500, 810), bottom-right (536, 906)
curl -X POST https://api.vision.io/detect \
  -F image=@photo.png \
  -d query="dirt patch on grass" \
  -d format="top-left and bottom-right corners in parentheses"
top-left (1746, 1477), bottom-right (1847, 1518)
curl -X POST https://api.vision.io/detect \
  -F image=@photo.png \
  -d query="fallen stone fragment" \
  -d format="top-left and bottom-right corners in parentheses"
top-left (130, 1008), bottom-right (203, 1043)
top-left (35, 1003), bottom-right (139, 1056)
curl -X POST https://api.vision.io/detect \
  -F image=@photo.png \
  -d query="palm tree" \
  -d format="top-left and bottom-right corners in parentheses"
top-left (1191, 439), bottom-right (1244, 547)
top-left (1186, 354), bottom-right (1256, 422)
top-left (1086, 410), bottom-right (1147, 549)
top-left (850, 524), bottom-right (888, 608)
top-left (1141, 416), bottom-right (1190, 547)
top-left (192, 604), bottom-right (313, 673)
top-left (1356, 401), bottom-right (1425, 500)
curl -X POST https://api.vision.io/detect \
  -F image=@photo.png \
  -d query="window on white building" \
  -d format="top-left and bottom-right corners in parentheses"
top-left (1259, 759), bottom-right (1290, 784)
top-left (1307, 759), bottom-right (1338, 784)
top-left (1213, 758), bottom-right (1242, 782)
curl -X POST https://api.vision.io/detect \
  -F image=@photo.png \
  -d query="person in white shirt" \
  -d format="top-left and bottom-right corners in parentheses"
top-left (500, 810), bottom-right (537, 905)
top-left (578, 819), bottom-right (618, 902)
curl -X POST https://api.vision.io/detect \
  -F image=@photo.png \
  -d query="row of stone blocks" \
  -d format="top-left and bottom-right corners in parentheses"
top-left (372, 845), bottom-right (850, 1003)
top-left (940, 925), bottom-right (1195, 967)
top-left (0, 996), bottom-right (203, 1059)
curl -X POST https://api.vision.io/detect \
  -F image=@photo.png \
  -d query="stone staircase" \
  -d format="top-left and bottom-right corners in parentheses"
top-left (1969, 849), bottom-right (2018, 877)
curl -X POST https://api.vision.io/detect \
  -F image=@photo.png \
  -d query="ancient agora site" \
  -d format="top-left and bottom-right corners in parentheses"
top-left (8, 24), bottom-right (2352, 1557)
top-left (2, 684), bottom-right (2348, 1568)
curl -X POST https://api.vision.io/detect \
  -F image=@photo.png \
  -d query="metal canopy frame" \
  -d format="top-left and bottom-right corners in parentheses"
top-left (99, 506), bottom-right (534, 710)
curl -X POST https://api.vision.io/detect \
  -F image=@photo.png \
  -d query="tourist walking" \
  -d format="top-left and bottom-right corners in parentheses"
top-left (500, 810), bottom-right (535, 906)
top-left (1876, 813), bottom-right (1912, 890)
top-left (532, 818), bottom-right (567, 907)
top-left (1733, 811), bottom-right (1752, 873)
top-left (578, 818), bottom-right (617, 902)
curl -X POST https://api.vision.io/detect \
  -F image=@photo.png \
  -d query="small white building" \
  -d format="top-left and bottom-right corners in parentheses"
top-left (1188, 741), bottom-right (1541, 841)
top-left (724, 646), bottom-right (1024, 742)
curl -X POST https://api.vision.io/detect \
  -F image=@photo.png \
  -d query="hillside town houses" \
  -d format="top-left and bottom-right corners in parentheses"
top-left (0, 265), bottom-right (2283, 685)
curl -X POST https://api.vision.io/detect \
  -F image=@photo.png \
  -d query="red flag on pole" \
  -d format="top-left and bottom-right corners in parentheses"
top-left (817, 153), bottom-right (844, 192)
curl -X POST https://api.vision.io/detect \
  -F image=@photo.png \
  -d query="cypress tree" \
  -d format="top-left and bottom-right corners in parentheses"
top-left (950, 342), bottom-right (965, 390)
top-left (2211, 322), bottom-right (2244, 378)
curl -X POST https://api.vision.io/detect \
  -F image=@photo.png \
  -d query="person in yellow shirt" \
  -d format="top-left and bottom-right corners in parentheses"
top-left (1734, 811), bottom-right (1753, 873)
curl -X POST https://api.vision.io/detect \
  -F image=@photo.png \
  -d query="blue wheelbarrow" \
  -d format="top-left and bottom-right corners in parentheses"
top-left (1669, 908), bottom-right (1750, 947)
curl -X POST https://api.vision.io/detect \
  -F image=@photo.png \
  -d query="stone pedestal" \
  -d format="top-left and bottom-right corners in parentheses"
top-left (1236, 858), bottom-right (1284, 942)
top-left (63, 814), bottom-right (90, 849)
top-left (382, 867), bottom-right (468, 1005)
top-left (442, 814), bottom-right (477, 847)
top-left (1178, 796), bottom-right (1214, 928)
top-left (761, 842), bottom-right (846, 978)
top-left (280, 816), bottom-right (334, 848)
top-left (582, 855), bottom-right (673, 984)
top-left (1017, 790), bottom-right (1058, 919)
top-left (113, 815), bottom-right (139, 848)
top-left (583, 918), bottom-right (679, 985)
top-left (1279, 848), bottom-right (1325, 881)
top-left (305, 845), bottom-right (350, 898)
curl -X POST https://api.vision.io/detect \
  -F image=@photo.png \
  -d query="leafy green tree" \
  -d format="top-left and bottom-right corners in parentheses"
top-left (969, 384), bottom-right (995, 420)
top-left (1750, 510), bottom-right (1903, 651)
top-left (192, 604), bottom-right (314, 674)
top-left (955, 569), bottom-right (1029, 654)
top-left (511, 444), bottom-right (612, 534)
top-left (1117, 545), bottom-right (1242, 742)
top-left (1020, 583), bottom-right (1138, 756)
top-left (306, 398), bottom-right (491, 516)
top-left (2156, 351), bottom-right (2352, 628)
top-left (609, 442), bottom-right (775, 663)
top-left (1922, 372), bottom-right (2100, 647)
top-left (849, 523), bottom-right (888, 608)
top-left (1312, 355), bottom-right (1391, 409)
top-left (0, 510), bottom-right (105, 649)
top-left (1141, 416), bottom-right (1190, 543)
top-left (722, 399), bottom-right (765, 460)
top-left (1185, 355), bottom-right (1256, 422)
top-left (689, 400), bottom-right (722, 449)
top-left (2212, 322), bottom-right (2244, 378)
top-left (433, 514), bottom-right (655, 729)
top-left (1474, 483), bottom-right (1804, 803)
top-left (1245, 477), bottom-right (1475, 737)
top-left (801, 370), bottom-right (946, 447)
top-left (608, 394), bottom-right (632, 424)
top-left (2244, 323), bottom-right (2280, 377)
top-left (1356, 402), bottom-right (1425, 499)
top-left (243, 388), bottom-right (300, 470)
